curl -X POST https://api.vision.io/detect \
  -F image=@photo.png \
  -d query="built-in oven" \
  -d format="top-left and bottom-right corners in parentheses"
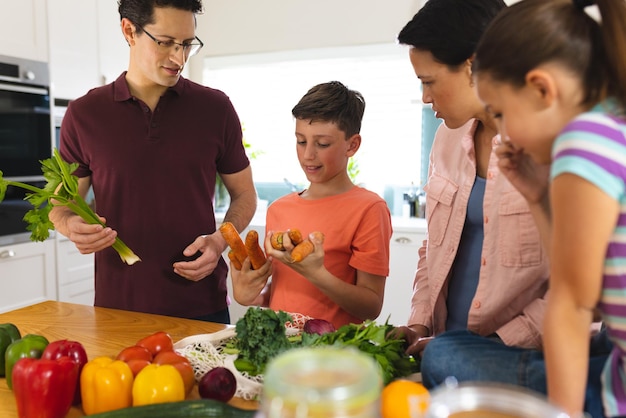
top-left (0, 55), bottom-right (52, 245)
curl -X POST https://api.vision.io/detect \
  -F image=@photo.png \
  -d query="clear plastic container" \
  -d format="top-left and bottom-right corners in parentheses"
top-left (425, 382), bottom-right (571, 418)
top-left (259, 347), bottom-right (382, 418)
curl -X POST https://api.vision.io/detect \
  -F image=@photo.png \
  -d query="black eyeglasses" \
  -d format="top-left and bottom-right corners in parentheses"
top-left (137, 25), bottom-right (204, 58)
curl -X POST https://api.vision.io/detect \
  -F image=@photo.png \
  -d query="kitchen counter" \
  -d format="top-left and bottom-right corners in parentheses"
top-left (0, 301), bottom-right (258, 417)
top-left (390, 216), bottom-right (427, 233)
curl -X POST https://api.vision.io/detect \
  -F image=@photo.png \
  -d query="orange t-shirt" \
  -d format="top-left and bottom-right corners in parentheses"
top-left (265, 186), bottom-right (392, 329)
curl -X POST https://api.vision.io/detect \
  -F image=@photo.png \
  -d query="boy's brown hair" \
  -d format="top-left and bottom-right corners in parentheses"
top-left (292, 81), bottom-right (365, 138)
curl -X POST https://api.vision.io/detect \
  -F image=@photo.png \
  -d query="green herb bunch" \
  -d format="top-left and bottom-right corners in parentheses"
top-left (232, 308), bottom-right (293, 376)
top-left (229, 307), bottom-right (419, 384)
top-left (302, 319), bottom-right (420, 385)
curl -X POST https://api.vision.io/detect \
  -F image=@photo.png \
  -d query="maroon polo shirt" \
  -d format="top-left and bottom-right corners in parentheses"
top-left (60, 72), bottom-right (249, 318)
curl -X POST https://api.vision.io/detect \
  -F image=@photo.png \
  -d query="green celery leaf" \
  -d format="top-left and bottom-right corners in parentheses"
top-left (40, 157), bottom-right (67, 197)
top-left (23, 207), bottom-right (53, 241)
top-left (24, 191), bottom-right (48, 208)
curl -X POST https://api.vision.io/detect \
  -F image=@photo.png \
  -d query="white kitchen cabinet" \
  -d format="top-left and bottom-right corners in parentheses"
top-left (0, 240), bottom-right (56, 314)
top-left (0, 1), bottom-right (48, 62)
top-left (47, 0), bottom-right (101, 100)
top-left (96, 0), bottom-right (129, 85)
top-left (47, 0), bottom-right (128, 101)
top-left (377, 218), bottom-right (427, 326)
top-left (55, 234), bottom-right (95, 306)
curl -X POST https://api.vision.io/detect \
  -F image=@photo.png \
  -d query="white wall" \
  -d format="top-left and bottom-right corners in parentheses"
top-left (187, 0), bottom-right (424, 81)
top-left (97, 0), bottom-right (526, 85)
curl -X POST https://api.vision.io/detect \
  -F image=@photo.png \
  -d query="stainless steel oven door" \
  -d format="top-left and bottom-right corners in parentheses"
top-left (0, 55), bottom-right (52, 244)
top-left (0, 81), bottom-right (52, 181)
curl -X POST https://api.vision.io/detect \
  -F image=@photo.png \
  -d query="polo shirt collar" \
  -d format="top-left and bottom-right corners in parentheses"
top-left (112, 71), bottom-right (186, 102)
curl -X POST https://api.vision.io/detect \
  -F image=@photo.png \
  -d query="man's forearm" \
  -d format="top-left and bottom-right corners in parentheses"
top-left (223, 189), bottom-right (257, 233)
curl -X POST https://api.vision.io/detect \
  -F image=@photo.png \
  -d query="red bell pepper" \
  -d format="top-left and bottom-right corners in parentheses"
top-left (42, 339), bottom-right (88, 405)
top-left (12, 356), bottom-right (78, 418)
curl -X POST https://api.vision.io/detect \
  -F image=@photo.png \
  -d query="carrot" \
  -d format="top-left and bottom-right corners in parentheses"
top-left (270, 231), bottom-right (285, 250)
top-left (291, 240), bottom-right (314, 262)
top-left (287, 229), bottom-right (304, 245)
top-left (245, 230), bottom-right (267, 269)
top-left (228, 250), bottom-right (242, 270)
top-left (291, 231), bottom-right (324, 262)
top-left (219, 222), bottom-right (247, 265)
top-left (271, 229), bottom-right (304, 250)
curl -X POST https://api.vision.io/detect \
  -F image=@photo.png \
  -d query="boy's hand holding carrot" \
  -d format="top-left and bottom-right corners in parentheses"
top-left (219, 223), bottom-right (271, 306)
top-left (230, 256), bottom-right (272, 306)
top-left (270, 229), bottom-right (304, 251)
top-left (268, 229), bottom-right (324, 263)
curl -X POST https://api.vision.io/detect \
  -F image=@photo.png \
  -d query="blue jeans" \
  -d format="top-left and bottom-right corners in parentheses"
top-left (421, 329), bottom-right (611, 418)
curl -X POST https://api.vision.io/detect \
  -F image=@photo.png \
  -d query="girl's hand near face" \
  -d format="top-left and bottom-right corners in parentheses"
top-left (495, 141), bottom-right (550, 205)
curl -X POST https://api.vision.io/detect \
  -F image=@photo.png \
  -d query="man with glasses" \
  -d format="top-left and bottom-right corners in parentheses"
top-left (50, 0), bottom-right (257, 324)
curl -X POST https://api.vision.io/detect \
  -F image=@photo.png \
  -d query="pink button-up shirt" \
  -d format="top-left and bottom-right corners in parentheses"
top-left (408, 119), bottom-right (550, 349)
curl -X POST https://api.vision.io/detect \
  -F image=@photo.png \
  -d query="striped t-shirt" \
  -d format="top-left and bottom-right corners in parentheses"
top-left (551, 102), bottom-right (626, 417)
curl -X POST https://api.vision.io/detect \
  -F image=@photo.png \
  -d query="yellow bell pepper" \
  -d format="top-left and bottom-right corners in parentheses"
top-left (81, 356), bottom-right (134, 415)
top-left (132, 363), bottom-right (185, 406)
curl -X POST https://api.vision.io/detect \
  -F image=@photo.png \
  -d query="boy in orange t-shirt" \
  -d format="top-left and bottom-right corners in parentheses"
top-left (230, 81), bottom-right (392, 329)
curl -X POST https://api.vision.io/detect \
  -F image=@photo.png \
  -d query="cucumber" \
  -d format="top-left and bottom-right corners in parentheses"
top-left (86, 399), bottom-right (257, 418)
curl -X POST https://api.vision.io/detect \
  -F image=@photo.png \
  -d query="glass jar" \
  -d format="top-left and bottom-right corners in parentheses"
top-left (259, 347), bottom-right (382, 418)
top-left (425, 382), bottom-right (571, 418)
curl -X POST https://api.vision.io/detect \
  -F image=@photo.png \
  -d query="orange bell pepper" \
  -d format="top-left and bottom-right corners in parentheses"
top-left (132, 363), bottom-right (185, 406)
top-left (81, 356), bottom-right (134, 415)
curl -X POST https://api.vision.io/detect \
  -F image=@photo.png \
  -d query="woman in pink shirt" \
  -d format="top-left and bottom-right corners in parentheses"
top-left (393, 1), bottom-right (609, 416)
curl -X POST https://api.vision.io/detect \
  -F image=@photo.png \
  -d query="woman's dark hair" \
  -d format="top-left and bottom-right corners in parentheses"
top-left (397, 0), bottom-right (507, 68)
top-left (473, 0), bottom-right (626, 110)
top-left (118, 0), bottom-right (203, 29)
top-left (292, 81), bottom-right (365, 138)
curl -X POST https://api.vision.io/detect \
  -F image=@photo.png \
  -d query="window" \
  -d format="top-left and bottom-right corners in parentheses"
top-left (203, 43), bottom-right (425, 213)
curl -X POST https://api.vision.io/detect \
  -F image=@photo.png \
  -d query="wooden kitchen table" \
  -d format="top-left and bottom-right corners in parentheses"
top-left (0, 301), bottom-right (258, 417)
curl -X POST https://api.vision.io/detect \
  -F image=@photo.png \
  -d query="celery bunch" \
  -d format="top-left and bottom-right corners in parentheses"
top-left (0, 149), bottom-right (140, 265)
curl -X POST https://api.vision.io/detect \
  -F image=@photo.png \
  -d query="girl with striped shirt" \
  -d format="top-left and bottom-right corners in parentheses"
top-left (472, 0), bottom-right (626, 417)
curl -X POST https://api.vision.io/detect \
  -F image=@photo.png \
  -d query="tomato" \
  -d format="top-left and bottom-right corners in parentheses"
top-left (116, 345), bottom-right (153, 363)
top-left (153, 351), bottom-right (195, 396)
top-left (136, 332), bottom-right (174, 356)
top-left (126, 359), bottom-right (151, 377)
top-left (153, 350), bottom-right (188, 365)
